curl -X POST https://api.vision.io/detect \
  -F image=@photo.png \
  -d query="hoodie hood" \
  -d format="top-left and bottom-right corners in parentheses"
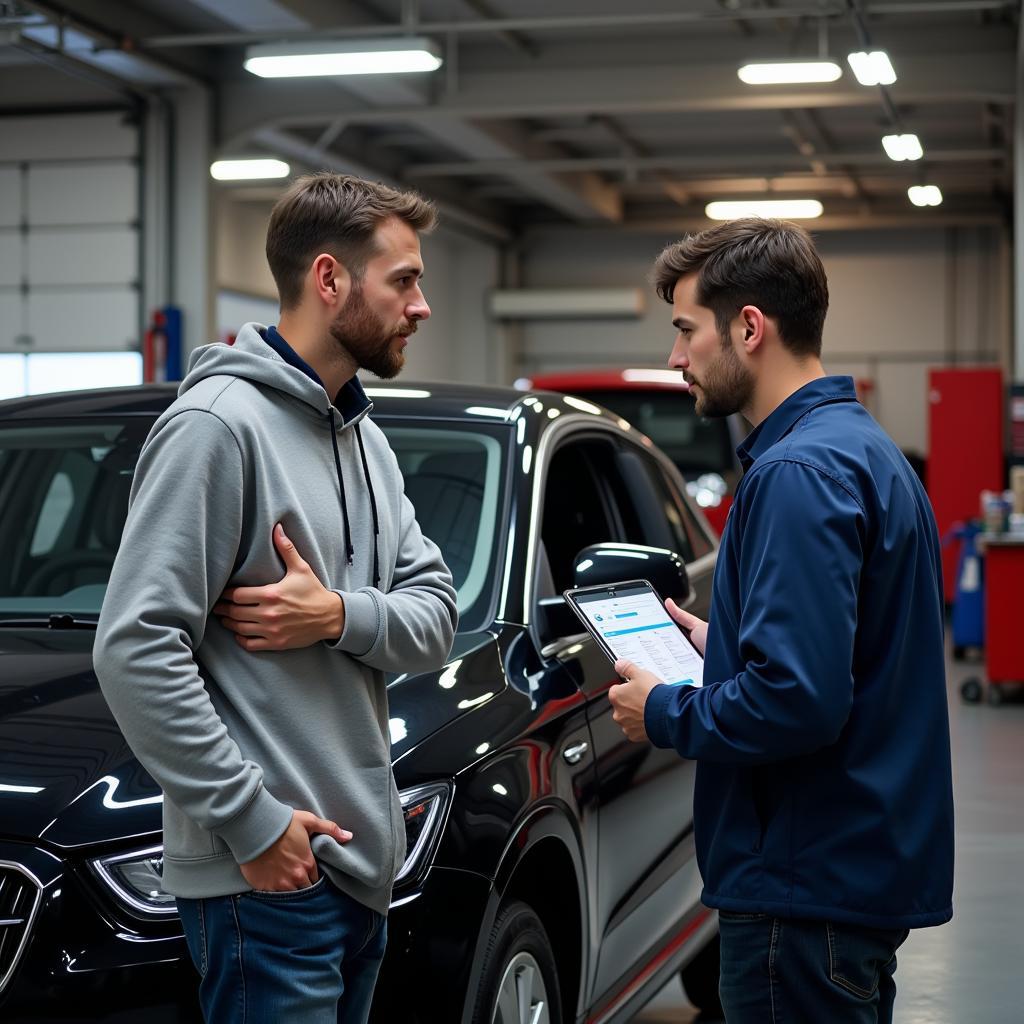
top-left (179, 323), bottom-right (372, 428)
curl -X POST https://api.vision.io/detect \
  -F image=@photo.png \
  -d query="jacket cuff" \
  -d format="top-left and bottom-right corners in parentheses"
top-left (214, 786), bottom-right (294, 864)
top-left (328, 589), bottom-right (381, 657)
top-left (644, 683), bottom-right (675, 749)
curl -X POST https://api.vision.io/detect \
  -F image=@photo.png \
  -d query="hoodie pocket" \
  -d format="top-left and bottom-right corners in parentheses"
top-left (309, 766), bottom-right (400, 891)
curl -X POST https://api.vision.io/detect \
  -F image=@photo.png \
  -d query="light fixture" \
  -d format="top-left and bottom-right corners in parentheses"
top-left (705, 199), bottom-right (824, 220)
top-left (908, 185), bottom-right (943, 207)
top-left (244, 38), bottom-right (442, 78)
top-left (847, 50), bottom-right (897, 86)
top-left (737, 61), bottom-right (842, 85)
top-left (210, 158), bottom-right (290, 181)
top-left (882, 134), bottom-right (923, 161)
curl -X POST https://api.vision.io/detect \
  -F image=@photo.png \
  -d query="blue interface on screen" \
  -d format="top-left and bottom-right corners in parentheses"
top-left (577, 588), bottom-right (703, 688)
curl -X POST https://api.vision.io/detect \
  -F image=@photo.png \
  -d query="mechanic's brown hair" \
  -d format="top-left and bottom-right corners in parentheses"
top-left (266, 173), bottom-right (437, 310)
top-left (652, 218), bottom-right (828, 357)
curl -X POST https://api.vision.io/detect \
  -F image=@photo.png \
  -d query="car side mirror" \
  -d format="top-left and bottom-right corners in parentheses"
top-left (572, 543), bottom-right (691, 605)
top-left (534, 542), bottom-right (693, 654)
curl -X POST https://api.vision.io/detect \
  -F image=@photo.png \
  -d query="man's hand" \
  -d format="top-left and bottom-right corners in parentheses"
top-left (214, 524), bottom-right (345, 651)
top-left (665, 599), bottom-right (707, 655)
top-left (608, 660), bottom-right (666, 743)
top-left (239, 810), bottom-right (352, 892)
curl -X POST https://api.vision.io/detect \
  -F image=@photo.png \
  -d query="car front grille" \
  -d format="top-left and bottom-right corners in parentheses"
top-left (0, 863), bottom-right (42, 995)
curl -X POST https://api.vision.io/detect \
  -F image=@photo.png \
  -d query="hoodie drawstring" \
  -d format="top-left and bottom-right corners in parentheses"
top-left (327, 410), bottom-right (381, 587)
top-left (328, 407), bottom-right (355, 567)
top-left (355, 423), bottom-right (382, 588)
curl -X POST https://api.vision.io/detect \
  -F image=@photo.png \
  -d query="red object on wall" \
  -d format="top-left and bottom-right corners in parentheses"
top-left (984, 540), bottom-right (1024, 685)
top-left (927, 368), bottom-right (1004, 602)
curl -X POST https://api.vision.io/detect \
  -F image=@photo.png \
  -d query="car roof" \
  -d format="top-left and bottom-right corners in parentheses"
top-left (0, 380), bottom-right (621, 425)
top-left (527, 369), bottom-right (690, 393)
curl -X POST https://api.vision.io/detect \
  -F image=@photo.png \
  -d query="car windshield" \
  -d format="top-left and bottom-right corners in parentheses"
top-left (0, 417), bottom-right (508, 631)
top-left (581, 390), bottom-right (735, 478)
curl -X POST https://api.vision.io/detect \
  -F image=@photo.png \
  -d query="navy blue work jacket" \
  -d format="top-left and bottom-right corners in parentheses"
top-left (645, 376), bottom-right (954, 929)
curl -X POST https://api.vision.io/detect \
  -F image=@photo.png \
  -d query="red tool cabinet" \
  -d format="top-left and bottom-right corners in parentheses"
top-left (983, 538), bottom-right (1024, 704)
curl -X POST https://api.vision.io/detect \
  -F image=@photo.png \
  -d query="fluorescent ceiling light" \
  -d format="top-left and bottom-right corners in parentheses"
top-left (245, 38), bottom-right (442, 77)
top-left (908, 185), bottom-right (943, 207)
top-left (211, 159), bottom-right (290, 181)
top-left (705, 199), bottom-right (824, 220)
top-left (737, 61), bottom-right (842, 85)
top-left (882, 134), bottom-right (923, 161)
top-left (847, 50), bottom-right (897, 86)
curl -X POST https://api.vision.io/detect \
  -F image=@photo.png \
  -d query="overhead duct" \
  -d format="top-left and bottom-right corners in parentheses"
top-left (489, 288), bottom-right (644, 320)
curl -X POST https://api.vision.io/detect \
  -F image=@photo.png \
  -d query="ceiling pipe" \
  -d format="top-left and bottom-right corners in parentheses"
top-left (138, 2), bottom-right (1015, 50)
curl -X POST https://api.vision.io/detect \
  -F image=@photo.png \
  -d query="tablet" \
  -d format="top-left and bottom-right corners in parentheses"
top-left (563, 579), bottom-right (703, 688)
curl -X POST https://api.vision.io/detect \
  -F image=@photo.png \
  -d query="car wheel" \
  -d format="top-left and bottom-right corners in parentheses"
top-left (471, 900), bottom-right (562, 1024)
top-left (680, 934), bottom-right (723, 1017)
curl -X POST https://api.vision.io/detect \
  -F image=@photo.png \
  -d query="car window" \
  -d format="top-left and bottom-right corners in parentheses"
top-left (0, 420), bottom-right (148, 615)
top-left (580, 389), bottom-right (735, 480)
top-left (0, 418), bottom-right (508, 631)
top-left (380, 422), bottom-right (508, 630)
top-left (614, 444), bottom-right (695, 562)
top-left (540, 437), bottom-right (623, 595)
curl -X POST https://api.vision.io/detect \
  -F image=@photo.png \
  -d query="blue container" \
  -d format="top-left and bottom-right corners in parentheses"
top-left (946, 521), bottom-right (985, 650)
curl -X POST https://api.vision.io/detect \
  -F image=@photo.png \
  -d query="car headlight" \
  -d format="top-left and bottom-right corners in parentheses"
top-left (395, 782), bottom-right (452, 887)
top-left (89, 845), bottom-right (177, 917)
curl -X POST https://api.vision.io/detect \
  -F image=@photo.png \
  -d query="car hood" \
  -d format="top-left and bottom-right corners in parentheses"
top-left (0, 627), bottom-right (503, 849)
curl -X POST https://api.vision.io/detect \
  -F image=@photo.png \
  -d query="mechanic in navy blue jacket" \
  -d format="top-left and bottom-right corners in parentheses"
top-left (608, 218), bottom-right (953, 1024)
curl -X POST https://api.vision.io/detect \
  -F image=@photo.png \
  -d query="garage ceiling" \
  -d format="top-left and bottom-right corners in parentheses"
top-left (0, 0), bottom-right (1018, 239)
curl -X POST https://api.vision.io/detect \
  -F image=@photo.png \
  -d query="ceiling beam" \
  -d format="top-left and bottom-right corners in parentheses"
top-left (404, 148), bottom-right (1006, 179)
top-left (250, 126), bottom-right (511, 243)
top-left (218, 52), bottom-right (1015, 145)
top-left (141, 2), bottom-right (1018, 48)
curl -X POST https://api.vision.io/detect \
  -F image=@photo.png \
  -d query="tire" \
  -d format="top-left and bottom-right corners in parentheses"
top-left (470, 900), bottom-right (562, 1024)
top-left (960, 678), bottom-right (983, 703)
top-left (987, 685), bottom-right (1004, 706)
top-left (680, 933), bottom-right (723, 1017)
top-left (952, 645), bottom-right (966, 661)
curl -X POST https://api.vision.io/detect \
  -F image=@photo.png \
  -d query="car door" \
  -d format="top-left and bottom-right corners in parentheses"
top-left (533, 429), bottom-right (713, 1012)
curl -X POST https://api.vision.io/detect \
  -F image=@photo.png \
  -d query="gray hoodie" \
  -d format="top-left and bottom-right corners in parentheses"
top-left (94, 324), bottom-right (458, 914)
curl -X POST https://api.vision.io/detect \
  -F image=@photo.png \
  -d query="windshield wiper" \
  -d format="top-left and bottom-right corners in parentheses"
top-left (0, 614), bottom-right (99, 630)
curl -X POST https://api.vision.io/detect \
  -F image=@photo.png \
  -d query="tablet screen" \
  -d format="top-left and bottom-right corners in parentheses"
top-left (570, 582), bottom-right (703, 688)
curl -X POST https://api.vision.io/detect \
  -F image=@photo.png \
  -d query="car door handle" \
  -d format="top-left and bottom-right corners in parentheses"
top-left (563, 741), bottom-right (589, 765)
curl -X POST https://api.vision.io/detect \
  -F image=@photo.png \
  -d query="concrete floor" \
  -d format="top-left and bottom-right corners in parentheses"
top-left (631, 643), bottom-right (1024, 1023)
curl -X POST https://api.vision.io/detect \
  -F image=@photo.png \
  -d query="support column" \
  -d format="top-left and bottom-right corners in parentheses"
top-left (170, 84), bottom-right (214, 360)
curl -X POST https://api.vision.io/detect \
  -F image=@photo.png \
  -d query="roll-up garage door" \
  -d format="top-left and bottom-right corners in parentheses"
top-left (0, 110), bottom-right (140, 359)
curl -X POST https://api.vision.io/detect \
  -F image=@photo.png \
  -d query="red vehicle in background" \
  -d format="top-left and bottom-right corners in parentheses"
top-left (524, 368), bottom-right (748, 535)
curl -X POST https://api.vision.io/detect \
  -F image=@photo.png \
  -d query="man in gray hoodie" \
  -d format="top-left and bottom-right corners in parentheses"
top-left (94, 173), bottom-right (458, 1024)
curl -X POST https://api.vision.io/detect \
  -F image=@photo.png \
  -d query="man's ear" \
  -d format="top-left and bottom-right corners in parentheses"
top-left (738, 305), bottom-right (766, 354)
top-left (312, 254), bottom-right (351, 309)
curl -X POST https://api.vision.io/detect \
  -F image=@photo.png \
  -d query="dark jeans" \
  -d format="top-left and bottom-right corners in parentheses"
top-left (718, 911), bottom-right (909, 1024)
top-left (177, 874), bottom-right (387, 1024)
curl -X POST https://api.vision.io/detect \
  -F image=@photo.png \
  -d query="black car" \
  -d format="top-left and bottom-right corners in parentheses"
top-left (0, 381), bottom-right (721, 1024)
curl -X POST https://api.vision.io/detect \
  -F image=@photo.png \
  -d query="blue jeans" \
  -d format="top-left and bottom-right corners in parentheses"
top-left (718, 912), bottom-right (909, 1024)
top-left (177, 875), bottom-right (387, 1024)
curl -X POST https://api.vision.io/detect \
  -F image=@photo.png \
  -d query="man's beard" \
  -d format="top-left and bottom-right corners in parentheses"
top-left (329, 285), bottom-right (414, 380)
top-left (688, 333), bottom-right (755, 418)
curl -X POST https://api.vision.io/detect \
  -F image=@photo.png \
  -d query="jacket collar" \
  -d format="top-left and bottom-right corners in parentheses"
top-left (737, 376), bottom-right (858, 471)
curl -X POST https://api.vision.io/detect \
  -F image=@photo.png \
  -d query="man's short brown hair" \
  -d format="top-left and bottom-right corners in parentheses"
top-left (266, 173), bottom-right (438, 310)
top-left (652, 218), bottom-right (829, 358)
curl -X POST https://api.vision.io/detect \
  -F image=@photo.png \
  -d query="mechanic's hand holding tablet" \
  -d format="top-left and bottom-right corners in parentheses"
top-left (564, 580), bottom-right (704, 688)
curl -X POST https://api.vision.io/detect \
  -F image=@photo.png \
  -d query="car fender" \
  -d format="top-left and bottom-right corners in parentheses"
top-left (459, 800), bottom-right (590, 1024)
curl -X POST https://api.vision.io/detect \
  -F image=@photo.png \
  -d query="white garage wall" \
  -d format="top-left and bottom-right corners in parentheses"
top-left (515, 226), bottom-right (1010, 454)
top-left (0, 112), bottom-right (140, 355)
